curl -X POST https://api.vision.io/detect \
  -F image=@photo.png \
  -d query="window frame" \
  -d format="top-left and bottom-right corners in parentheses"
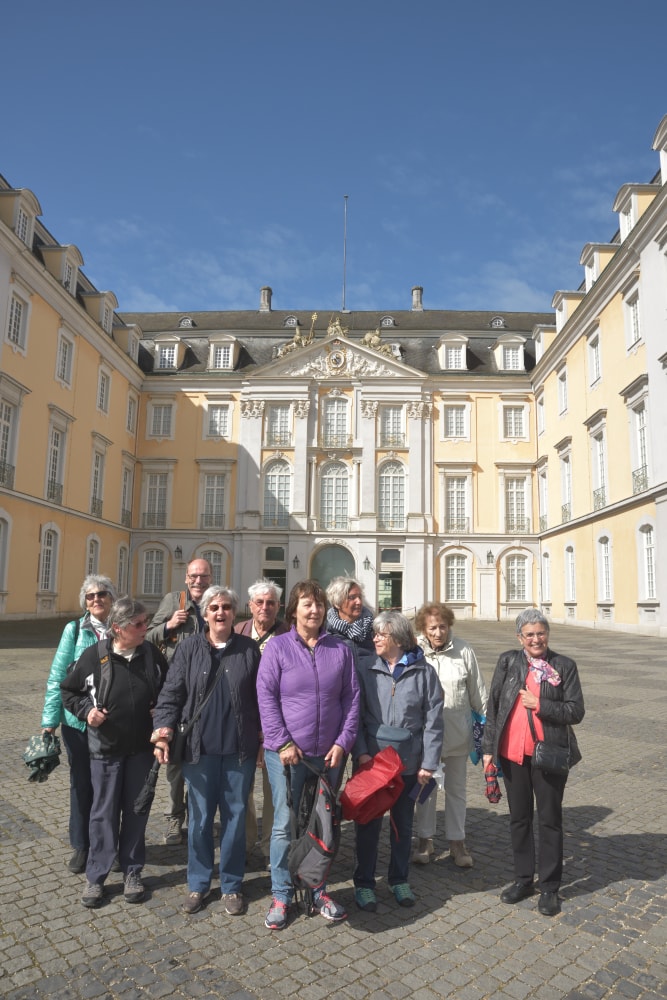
top-left (5, 289), bottom-right (31, 354)
top-left (377, 460), bottom-right (406, 532)
top-left (55, 331), bottom-right (75, 387)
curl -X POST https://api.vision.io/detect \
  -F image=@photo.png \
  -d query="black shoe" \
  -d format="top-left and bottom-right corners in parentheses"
top-left (110, 854), bottom-right (121, 873)
top-left (538, 890), bottom-right (560, 916)
top-left (68, 849), bottom-right (88, 874)
top-left (500, 881), bottom-right (535, 905)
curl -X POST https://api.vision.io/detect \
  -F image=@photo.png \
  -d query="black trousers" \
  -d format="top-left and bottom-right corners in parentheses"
top-left (500, 755), bottom-right (567, 892)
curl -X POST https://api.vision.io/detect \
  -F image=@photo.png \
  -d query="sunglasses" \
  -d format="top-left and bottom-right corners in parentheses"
top-left (208, 603), bottom-right (233, 613)
top-left (86, 590), bottom-right (110, 601)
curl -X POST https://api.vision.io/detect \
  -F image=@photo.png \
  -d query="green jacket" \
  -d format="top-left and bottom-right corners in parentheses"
top-left (40, 616), bottom-right (99, 731)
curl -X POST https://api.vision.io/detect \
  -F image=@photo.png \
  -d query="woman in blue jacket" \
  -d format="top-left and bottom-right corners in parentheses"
top-left (40, 574), bottom-right (116, 873)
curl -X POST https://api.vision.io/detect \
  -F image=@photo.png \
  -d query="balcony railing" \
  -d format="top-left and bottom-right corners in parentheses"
top-left (200, 513), bottom-right (225, 529)
top-left (319, 433), bottom-right (353, 449)
top-left (121, 508), bottom-right (132, 528)
top-left (561, 503), bottom-right (571, 523)
top-left (142, 511), bottom-right (167, 529)
top-left (377, 518), bottom-right (406, 532)
top-left (0, 460), bottom-right (15, 489)
top-left (445, 516), bottom-right (469, 533)
top-left (539, 515), bottom-right (548, 531)
top-left (90, 497), bottom-right (103, 518)
top-left (265, 432), bottom-right (292, 448)
top-left (593, 487), bottom-right (606, 511)
top-left (632, 465), bottom-right (648, 494)
top-left (320, 517), bottom-right (349, 531)
top-left (379, 433), bottom-right (405, 448)
top-left (506, 517), bottom-right (530, 533)
top-left (47, 479), bottom-right (63, 505)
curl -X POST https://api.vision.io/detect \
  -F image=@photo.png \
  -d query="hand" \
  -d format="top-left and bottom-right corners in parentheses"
top-left (153, 740), bottom-right (170, 764)
top-left (41, 727), bottom-right (56, 735)
top-left (482, 754), bottom-right (493, 768)
top-left (519, 688), bottom-right (539, 710)
top-left (256, 745), bottom-right (265, 768)
top-left (167, 610), bottom-right (189, 631)
top-left (324, 744), bottom-right (344, 769)
top-left (87, 707), bottom-right (108, 728)
top-left (417, 768), bottom-right (433, 786)
top-left (279, 743), bottom-right (302, 766)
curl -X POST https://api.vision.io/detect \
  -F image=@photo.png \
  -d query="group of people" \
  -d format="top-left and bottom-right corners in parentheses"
top-left (41, 559), bottom-right (585, 926)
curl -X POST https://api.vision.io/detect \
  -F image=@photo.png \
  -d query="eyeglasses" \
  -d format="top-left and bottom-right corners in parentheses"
top-left (520, 631), bottom-right (548, 640)
top-left (86, 591), bottom-right (110, 602)
top-left (127, 618), bottom-right (148, 629)
top-left (252, 599), bottom-right (277, 606)
top-left (373, 632), bottom-right (391, 640)
top-left (208, 603), bottom-right (233, 612)
top-left (188, 573), bottom-right (211, 581)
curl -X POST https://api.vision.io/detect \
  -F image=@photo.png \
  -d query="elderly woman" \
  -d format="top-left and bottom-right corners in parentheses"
top-left (326, 576), bottom-right (376, 668)
top-left (60, 598), bottom-right (166, 908)
top-left (413, 603), bottom-right (487, 868)
top-left (257, 579), bottom-right (360, 930)
top-left (353, 611), bottom-right (444, 912)
top-left (41, 575), bottom-right (117, 873)
top-left (482, 609), bottom-right (585, 917)
top-left (152, 586), bottom-right (261, 917)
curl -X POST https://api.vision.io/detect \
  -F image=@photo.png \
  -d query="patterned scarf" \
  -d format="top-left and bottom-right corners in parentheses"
top-left (326, 606), bottom-right (374, 642)
top-left (526, 655), bottom-right (561, 687)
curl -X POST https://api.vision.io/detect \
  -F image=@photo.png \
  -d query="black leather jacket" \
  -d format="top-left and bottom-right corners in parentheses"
top-left (481, 647), bottom-right (585, 766)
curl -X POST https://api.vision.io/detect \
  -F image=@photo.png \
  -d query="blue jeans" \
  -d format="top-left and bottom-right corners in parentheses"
top-left (182, 754), bottom-right (256, 894)
top-left (264, 750), bottom-right (342, 904)
top-left (354, 771), bottom-right (418, 889)
top-left (61, 724), bottom-right (93, 851)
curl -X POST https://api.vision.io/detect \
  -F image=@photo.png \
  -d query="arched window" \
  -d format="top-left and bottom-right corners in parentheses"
top-left (40, 527), bottom-right (59, 592)
top-left (378, 461), bottom-right (405, 531)
top-left (506, 554), bottom-right (527, 601)
top-left (320, 462), bottom-right (349, 530)
top-left (445, 554), bottom-right (467, 601)
top-left (117, 545), bottom-right (129, 595)
top-left (639, 525), bottom-right (656, 600)
top-left (263, 460), bottom-right (291, 528)
top-left (142, 548), bottom-right (164, 596)
top-left (565, 546), bottom-right (576, 602)
top-left (201, 549), bottom-right (223, 587)
top-left (87, 537), bottom-right (100, 576)
top-left (597, 536), bottom-right (612, 602)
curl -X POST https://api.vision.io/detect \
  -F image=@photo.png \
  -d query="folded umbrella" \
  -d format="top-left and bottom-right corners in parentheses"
top-left (484, 761), bottom-right (502, 804)
top-left (22, 733), bottom-right (61, 783)
top-left (134, 758), bottom-right (161, 815)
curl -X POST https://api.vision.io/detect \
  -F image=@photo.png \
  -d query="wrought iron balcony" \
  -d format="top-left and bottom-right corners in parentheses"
top-left (265, 432), bottom-right (292, 448)
top-left (539, 515), bottom-right (548, 532)
top-left (506, 517), bottom-right (530, 533)
top-left (90, 497), bottom-right (103, 518)
top-left (142, 511), bottom-right (167, 529)
top-left (0, 460), bottom-right (15, 489)
top-left (593, 487), bottom-right (606, 511)
top-left (47, 479), bottom-right (63, 505)
top-left (561, 503), bottom-right (571, 523)
top-left (200, 513), bottom-right (225, 529)
top-left (379, 432), bottom-right (405, 448)
top-left (377, 518), bottom-right (406, 532)
top-left (121, 508), bottom-right (132, 528)
top-left (445, 516), bottom-right (469, 533)
top-left (319, 433), bottom-right (353, 449)
top-left (320, 517), bottom-right (349, 531)
top-left (632, 465), bottom-right (648, 494)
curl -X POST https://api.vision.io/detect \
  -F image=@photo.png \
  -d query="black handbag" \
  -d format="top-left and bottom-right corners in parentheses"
top-left (526, 709), bottom-right (570, 776)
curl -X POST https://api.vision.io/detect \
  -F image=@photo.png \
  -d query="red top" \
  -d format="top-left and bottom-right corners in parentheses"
top-left (498, 667), bottom-right (545, 765)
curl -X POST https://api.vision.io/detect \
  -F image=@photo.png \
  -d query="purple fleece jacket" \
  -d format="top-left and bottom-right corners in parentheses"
top-left (257, 626), bottom-right (360, 755)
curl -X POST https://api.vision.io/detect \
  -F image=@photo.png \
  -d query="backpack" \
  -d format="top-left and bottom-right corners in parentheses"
top-left (286, 759), bottom-right (342, 914)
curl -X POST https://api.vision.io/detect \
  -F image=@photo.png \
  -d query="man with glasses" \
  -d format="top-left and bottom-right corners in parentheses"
top-left (147, 557), bottom-right (213, 845)
top-left (234, 579), bottom-right (288, 866)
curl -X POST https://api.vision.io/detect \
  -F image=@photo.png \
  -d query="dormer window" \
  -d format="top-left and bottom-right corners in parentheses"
top-left (208, 336), bottom-right (238, 370)
top-left (213, 345), bottom-right (232, 368)
top-left (284, 316), bottom-right (299, 328)
top-left (158, 345), bottom-right (177, 369)
top-left (492, 334), bottom-right (526, 372)
top-left (41, 244), bottom-right (83, 295)
top-left (154, 336), bottom-right (184, 371)
top-left (381, 316), bottom-right (396, 328)
top-left (490, 316), bottom-right (506, 330)
top-left (613, 184), bottom-right (658, 241)
top-left (178, 316), bottom-right (195, 329)
top-left (0, 188), bottom-right (41, 248)
top-left (81, 290), bottom-right (118, 333)
top-left (502, 346), bottom-right (521, 370)
top-left (437, 334), bottom-right (468, 371)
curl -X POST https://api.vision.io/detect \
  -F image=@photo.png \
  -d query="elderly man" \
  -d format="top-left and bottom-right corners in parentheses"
top-left (234, 579), bottom-right (288, 865)
top-left (146, 556), bottom-right (212, 845)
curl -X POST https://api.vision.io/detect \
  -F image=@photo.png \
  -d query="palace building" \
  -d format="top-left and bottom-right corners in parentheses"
top-left (1, 115), bottom-right (666, 634)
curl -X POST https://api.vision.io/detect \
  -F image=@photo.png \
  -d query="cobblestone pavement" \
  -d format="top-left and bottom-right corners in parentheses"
top-left (1, 619), bottom-right (666, 1000)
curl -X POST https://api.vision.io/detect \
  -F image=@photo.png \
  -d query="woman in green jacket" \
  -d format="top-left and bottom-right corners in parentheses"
top-left (41, 575), bottom-right (116, 872)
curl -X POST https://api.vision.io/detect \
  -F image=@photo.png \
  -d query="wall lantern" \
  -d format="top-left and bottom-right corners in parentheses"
top-left (175, 546), bottom-right (183, 561)
top-left (292, 555), bottom-right (300, 569)
top-left (486, 550), bottom-right (494, 566)
top-left (363, 556), bottom-right (371, 571)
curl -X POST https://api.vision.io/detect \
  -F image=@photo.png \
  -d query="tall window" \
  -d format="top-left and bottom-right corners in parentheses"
top-left (202, 474), bottom-right (225, 528)
top-left (201, 549), bottom-right (223, 587)
top-left (126, 395), bottom-right (137, 434)
top-left (16, 208), bottom-right (29, 244)
top-left (87, 538), bottom-right (100, 575)
top-left (506, 554), bottom-right (527, 601)
top-left (627, 293), bottom-right (641, 346)
top-left (593, 432), bottom-right (607, 508)
top-left (151, 404), bottom-right (173, 437)
top-left (632, 404), bottom-right (648, 493)
top-left (90, 452), bottom-right (105, 517)
top-left (97, 370), bottom-right (110, 413)
top-left (558, 369), bottom-right (568, 414)
top-left (0, 401), bottom-right (16, 488)
top-left (444, 405), bottom-right (465, 438)
top-left (47, 426), bottom-right (65, 504)
top-left (565, 546), bottom-right (576, 602)
top-left (40, 528), bottom-right (58, 591)
top-left (266, 405), bottom-right (290, 447)
top-left (263, 460), bottom-right (290, 528)
top-left (445, 554), bottom-right (466, 601)
top-left (6, 294), bottom-right (27, 350)
top-left (538, 468), bottom-right (548, 530)
top-left (117, 545), bottom-right (128, 594)
top-left (598, 536), bottom-right (612, 602)
top-left (144, 473), bottom-right (168, 528)
top-left (641, 526), bottom-right (656, 600)
top-left (208, 404), bottom-right (230, 438)
top-left (56, 336), bottom-right (73, 385)
top-left (321, 398), bottom-right (348, 447)
top-left (378, 461), bottom-right (405, 531)
top-left (320, 462), bottom-right (349, 530)
top-left (0, 517), bottom-right (9, 592)
top-left (537, 396), bottom-right (545, 435)
top-left (560, 454), bottom-right (572, 521)
top-left (446, 477), bottom-right (467, 532)
top-left (158, 345), bottom-right (177, 369)
top-left (143, 549), bottom-right (164, 595)
top-left (589, 336), bottom-right (601, 385)
top-left (541, 553), bottom-right (551, 602)
top-left (121, 466), bottom-right (133, 527)
top-left (380, 406), bottom-right (403, 447)
top-left (503, 406), bottom-right (524, 438)
top-left (505, 478), bottom-right (527, 532)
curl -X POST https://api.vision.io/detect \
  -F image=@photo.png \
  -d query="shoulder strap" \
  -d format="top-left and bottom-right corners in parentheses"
top-left (96, 640), bottom-right (113, 708)
top-left (179, 590), bottom-right (186, 611)
top-left (179, 649), bottom-right (226, 738)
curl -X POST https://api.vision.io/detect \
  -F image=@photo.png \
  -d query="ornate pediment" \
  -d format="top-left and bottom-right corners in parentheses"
top-left (260, 335), bottom-right (423, 380)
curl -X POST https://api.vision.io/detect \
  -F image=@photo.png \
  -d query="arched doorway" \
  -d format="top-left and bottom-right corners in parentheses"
top-left (310, 544), bottom-right (355, 591)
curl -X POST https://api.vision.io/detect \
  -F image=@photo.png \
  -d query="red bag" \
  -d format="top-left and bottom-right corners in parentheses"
top-left (341, 747), bottom-right (405, 824)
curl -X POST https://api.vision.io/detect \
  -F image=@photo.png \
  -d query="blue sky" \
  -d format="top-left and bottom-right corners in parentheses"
top-left (2, 1), bottom-right (666, 315)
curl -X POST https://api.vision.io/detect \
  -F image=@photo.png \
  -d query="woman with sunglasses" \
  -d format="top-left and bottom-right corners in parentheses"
top-left (40, 574), bottom-right (117, 874)
top-left (60, 598), bottom-right (167, 908)
top-left (151, 586), bottom-right (261, 917)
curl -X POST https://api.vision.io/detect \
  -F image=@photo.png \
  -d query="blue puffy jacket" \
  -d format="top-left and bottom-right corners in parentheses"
top-left (41, 616), bottom-right (99, 731)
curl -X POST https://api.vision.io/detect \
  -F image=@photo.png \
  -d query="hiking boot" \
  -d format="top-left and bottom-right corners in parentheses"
top-left (449, 840), bottom-right (473, 868)
top-left (391, 882), bottom-right (415, 908)
top-left (82, 882), bottom-right (104, 908)
top-left (354, 887), bottom-right (377, 912)
top-left (110, 854), bottom-right (121, 873)
top-left (221, 892), bottom-right (244, 916)
top-left (182, 889), bottom-right (211, 914)
top-left (164, 816), bottom-right (184, 845)
top-left (412, 837), bottom-right (434, 865)
top-left (265, 897), bottom-right (288, 930)
top-left (68, 848), bottom-right (88, 874)
top-left (124, 871), bottom-right (145, 903)
top-left (312, 891), bottom-right (347, 922)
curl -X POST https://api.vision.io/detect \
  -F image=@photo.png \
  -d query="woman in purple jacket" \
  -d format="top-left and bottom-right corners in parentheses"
top-left (257, 579), bottom-right (360, 931)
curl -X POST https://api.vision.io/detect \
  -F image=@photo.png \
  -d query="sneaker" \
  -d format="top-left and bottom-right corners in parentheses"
top-left (265, 897), bottom-right (289, 930)
top-left (68, 848), bottom-right (88, 874)
top-left (165, 816), bottom-right (184, 846)
top-left (412, 837), bottom-right (434, 865)
top-left (449, 840), bottom-right (473, 868)
top-left (312, 891), bottom-right (347, 923)
top-left (391, 882), bottom-right (415, 908)
top-left (82, 881), bottom-right (104, 908)
top-left (110, 854), bottom-right (121, 873)
top-left (222, 892), bottom-right (244, 916)
top-left (354, 887), bottom-right (377, 912)
top-left (124, 871), bottom-right (145, 903)
top-left (182, 889), bottom-right (211, 914)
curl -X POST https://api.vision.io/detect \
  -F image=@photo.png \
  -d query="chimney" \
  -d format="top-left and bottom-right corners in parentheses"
top-left (260, 286), bottom-right (272, 312)
top-left (411, 286), bottom-right (423, 311)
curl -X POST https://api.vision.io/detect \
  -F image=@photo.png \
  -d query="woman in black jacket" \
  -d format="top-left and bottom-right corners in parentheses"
top-left (60, 598), bottom-right (166, 909)
top-left (482, 609), bottom-right (584, 917)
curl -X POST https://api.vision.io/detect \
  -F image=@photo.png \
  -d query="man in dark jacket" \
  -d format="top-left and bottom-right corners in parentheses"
top-left (146, 556), bottom-right (212, 844)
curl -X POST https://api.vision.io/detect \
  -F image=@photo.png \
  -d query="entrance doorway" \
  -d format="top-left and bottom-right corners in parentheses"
top-left (378, 571), bottom-right (403, 610)
top-left (310, 545), bottom-right (355, 592)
